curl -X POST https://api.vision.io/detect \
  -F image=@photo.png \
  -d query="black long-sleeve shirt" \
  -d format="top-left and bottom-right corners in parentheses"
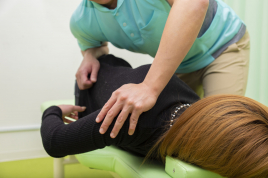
top-left (41, 55), bottom-right (199, 158)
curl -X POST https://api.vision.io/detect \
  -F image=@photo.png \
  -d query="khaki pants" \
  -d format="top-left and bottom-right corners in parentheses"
top-left (176, 30), bottom-right (250, 98)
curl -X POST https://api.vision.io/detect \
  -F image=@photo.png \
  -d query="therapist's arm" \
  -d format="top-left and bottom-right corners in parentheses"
top-left (96, 0), bottom-right (209, 138)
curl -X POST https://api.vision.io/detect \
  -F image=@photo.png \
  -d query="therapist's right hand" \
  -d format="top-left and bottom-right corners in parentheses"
top-left (76, 55), bottom-right (100, 90)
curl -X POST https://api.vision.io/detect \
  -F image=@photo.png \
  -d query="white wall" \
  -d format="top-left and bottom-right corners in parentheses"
top-left (0, 0), bottom-right (153, 162)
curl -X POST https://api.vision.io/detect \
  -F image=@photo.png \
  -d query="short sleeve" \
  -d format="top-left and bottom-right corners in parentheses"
top-left (70, 3), bottom-right (104, 51)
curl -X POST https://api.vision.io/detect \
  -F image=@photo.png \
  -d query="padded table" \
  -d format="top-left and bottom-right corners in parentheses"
top-left (41, 100), bottom-right (225, 178)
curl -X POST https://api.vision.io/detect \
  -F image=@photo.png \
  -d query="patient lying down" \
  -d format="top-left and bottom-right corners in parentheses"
top-left (41, 55), bottom-right (268, 178)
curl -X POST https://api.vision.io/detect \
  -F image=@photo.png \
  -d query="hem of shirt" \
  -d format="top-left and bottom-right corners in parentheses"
top-left (175, 23), bottom-right (246, 74)
top-left (79, 44), bottom-right (103, 51)
top-left (211, 23), bottom-right (246, 59)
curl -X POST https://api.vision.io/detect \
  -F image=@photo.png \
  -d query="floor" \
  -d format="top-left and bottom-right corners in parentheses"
top-left (0, 157), bottom-right (113, 178)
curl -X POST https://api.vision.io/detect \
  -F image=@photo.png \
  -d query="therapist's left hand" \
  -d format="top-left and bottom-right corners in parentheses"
top-left (96, 83), bottom-right (158, 138)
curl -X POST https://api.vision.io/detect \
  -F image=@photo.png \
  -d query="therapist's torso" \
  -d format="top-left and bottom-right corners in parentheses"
top-left (70, 0), bottom-right (245, 73)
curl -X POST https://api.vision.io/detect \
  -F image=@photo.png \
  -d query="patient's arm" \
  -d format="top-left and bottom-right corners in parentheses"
top-left (41, 106), bottom-right (117, 158)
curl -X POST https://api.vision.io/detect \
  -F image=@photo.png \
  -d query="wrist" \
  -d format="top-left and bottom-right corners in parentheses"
top-left (83, 48), bottom-right (96, 59)
top-left (82, 45), bottom-right (109, 59)
top-left (141, 81), bottom-right (161, 98)
top-left (42, 106), bottom-right (63, 121)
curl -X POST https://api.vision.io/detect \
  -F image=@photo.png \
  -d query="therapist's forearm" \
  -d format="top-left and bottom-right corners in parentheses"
top-left (143, 0), bottom-right (209, 96)
top-left (81, 42), bottom-right (109, 58)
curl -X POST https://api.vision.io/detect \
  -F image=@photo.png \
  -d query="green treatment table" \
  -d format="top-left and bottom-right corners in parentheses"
top-left (41, 100), bottom-right (225, 178)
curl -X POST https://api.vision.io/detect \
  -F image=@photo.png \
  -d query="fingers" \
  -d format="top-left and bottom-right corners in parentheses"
top-left (76, 58), bottom-right (100, 90)
top-left (79, 72), bottom-right (93, 89)
top-left (72, 106), bottom-right (86, 112)
top-left (96, 88), bottom-right (143, 138)
top-left (90, 63), bottom-right (100, 83)
top-left (96, 94), bottom-right (117, 123)
top-left (99, 100), bottom-right (123, 135)
top-left (128, 109), bottom-right (141, 135)
top-left (73, 111), bottom-right (78, 116)
top-left (66, 106), bottom-right (86, 120)
top-left (110, 105), bottom-right (133, 138)
top-left (67, 112), bottom-right (78, 120)
top-left (63, 117), bottom-right (74, 124)
top-left (62, 110), bottom-right (80, 124)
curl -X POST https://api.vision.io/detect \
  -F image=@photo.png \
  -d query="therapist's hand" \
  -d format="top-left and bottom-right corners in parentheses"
top-left (76, 55), bottom-right (100, 90)
top-left (76, 44), bottom-right (109, 90)
top-left (96, 83), bottom-right (158, 138)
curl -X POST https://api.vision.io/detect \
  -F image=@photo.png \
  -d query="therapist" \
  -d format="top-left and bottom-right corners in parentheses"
top-left (70, 0), bottom-right (250, 138)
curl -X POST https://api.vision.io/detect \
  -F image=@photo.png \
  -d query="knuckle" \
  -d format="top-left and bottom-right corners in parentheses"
top-left (107, 110), bottom-right (114, 117)
top-left (101, 123), bottom-right (109, 129)
top-left (113, 90), bottom-right (119, 96)
top-left (131, 118), bottom-right (138, 124)
top-left (127, 100), bottom-right (134, 106)
top-left (119, 95), bottom-right (127, 101)
top-left (104, 103), bottom-right (110, 110)
top-left (117, 116), bottom-right (124, 123)
top-left (95, 62), bottom-right (100, 67)
top-left (134, 103), bottom-right (142, 110)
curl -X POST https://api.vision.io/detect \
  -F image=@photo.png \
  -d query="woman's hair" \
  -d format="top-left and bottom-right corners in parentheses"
top-left (148, 94), bottom-right (268, 178)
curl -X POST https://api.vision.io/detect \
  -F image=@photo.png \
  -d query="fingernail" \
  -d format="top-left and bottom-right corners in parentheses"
top-left (96, 117), bottom-right (99, 122)
top-left (128, 130), bottom-right (134, 135)
top-left (82, 106), bottom-right (86, 110)
top-left (110, 133), bottom-right (115, 138)
top-left (99, 128), bottom-right (104, 134)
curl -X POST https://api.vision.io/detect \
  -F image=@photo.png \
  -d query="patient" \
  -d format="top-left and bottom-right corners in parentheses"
top-left (41, 55), bottom-right (268, 178)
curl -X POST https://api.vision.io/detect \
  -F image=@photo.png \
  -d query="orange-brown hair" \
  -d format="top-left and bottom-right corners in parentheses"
top-left (148, 95), bottom-right (268, 178)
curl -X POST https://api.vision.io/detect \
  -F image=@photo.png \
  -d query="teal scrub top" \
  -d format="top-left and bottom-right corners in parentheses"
top-left (70, 0), bottom-right (245, 73)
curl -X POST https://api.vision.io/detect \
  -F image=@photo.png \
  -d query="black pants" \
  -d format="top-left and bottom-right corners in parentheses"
top-left (74, 54), bottom-right (132, 117)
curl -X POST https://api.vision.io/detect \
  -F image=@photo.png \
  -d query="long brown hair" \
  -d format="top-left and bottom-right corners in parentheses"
top-left (147, 95), bottom-right (268, 178)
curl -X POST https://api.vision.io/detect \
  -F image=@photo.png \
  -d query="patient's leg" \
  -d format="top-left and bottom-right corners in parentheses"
top-left (74, 55), bottom-right (133, 119)
top-left (98, 54), bottom-right (132, 68)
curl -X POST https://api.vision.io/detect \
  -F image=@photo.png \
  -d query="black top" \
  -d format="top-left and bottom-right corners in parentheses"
top-left (41, 55), bottom-right (200, 158)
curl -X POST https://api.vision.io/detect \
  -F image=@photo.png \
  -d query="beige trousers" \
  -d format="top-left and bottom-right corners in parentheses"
top-left (176, 30), bottom-right (250, 98)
